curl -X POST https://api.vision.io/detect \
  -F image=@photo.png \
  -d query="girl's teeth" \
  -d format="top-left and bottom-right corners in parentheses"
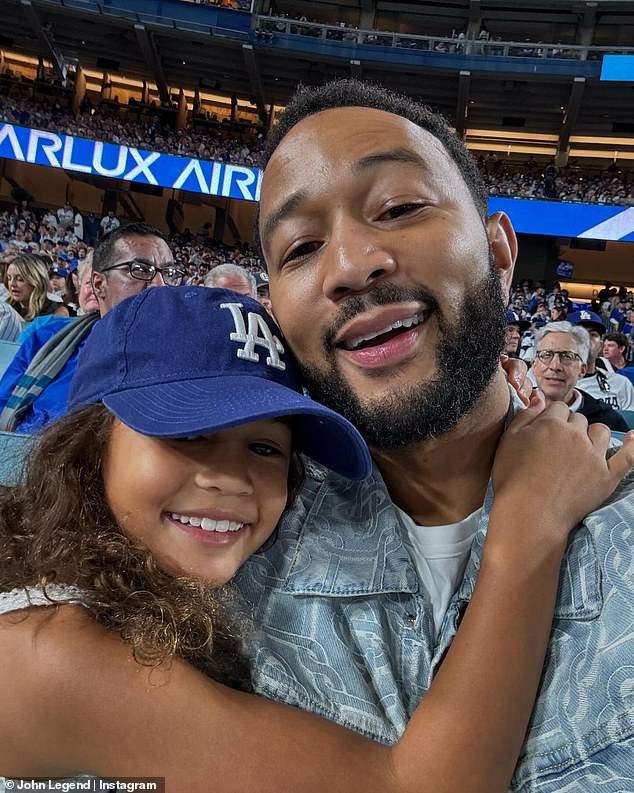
top-left (170, 513), bottom-right (243, 533)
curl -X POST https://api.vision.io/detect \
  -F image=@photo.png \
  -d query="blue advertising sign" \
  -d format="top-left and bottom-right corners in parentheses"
top-left (2, 122), bottom-right (634, 241)
top-left (600, 55), bottom-right (634, 82)
top-left (488, 197), bottom-right (634, 242)
top-left (0, 122), bottom-right (262, 202)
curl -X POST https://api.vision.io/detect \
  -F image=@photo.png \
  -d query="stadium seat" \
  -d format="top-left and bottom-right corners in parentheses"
top-left (0, 430), bottom-right (35, 486)
top-left (618, 411), bottom-right (634, 430)
top-left (0, 340), bottom-right (19, 378)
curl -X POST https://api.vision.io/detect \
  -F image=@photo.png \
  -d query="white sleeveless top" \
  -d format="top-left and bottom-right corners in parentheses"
top-left (0, 584), bottom-right (88, 615)
top-left (0, 585), bottom-right (91, 792)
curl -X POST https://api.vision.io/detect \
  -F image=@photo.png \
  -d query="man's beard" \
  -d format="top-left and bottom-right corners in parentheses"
top-left (299, 259), bottom-right (507, 450)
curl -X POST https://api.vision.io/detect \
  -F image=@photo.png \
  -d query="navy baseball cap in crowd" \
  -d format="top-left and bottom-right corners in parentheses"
top-left (568, 309), bottom-right (605, 334)
top-left (69, 287), bottom-right (372, 480)
top-left (50, 266), bottom-right (69, 278)
top-left (505, 309), bottom-right (529, 333)
top-left (255, 271), bottom-right (269, 291)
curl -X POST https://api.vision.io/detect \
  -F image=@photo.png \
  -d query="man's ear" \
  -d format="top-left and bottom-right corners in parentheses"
top-left (91, 271), bottom-right (107, 301)
top-left (486, 212), bottom-right (517, 304)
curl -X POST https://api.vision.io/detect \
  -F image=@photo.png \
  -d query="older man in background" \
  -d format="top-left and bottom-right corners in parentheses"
top-left (204, 263), bottom-right (256, 297)
top-left (532, 321), bottom-right (628, 431)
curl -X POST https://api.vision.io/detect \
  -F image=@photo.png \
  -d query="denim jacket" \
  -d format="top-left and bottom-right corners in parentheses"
top-left (237, 400), bottom-right (634, 791)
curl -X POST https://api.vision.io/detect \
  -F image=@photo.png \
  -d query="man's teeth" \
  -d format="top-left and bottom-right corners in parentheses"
top-left (342, 311), bottom-right (427, 351)
top-left (169, 513), bottom-right (244, 533)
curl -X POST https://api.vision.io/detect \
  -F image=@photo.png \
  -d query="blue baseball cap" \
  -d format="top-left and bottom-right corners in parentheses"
top-left (69, 287), bottom-right (372, 480)
top-left (568, 309), bottom-right (605, 334)
top-left (505, 309), bottom-right (529, 332)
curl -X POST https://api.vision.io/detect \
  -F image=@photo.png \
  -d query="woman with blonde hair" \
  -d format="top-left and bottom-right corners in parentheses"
top-left (5, 252), bottom-right (69, 321)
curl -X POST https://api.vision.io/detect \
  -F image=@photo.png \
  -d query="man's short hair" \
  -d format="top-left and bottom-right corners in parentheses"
top-left (204, 264), bottom-right (257, 298)
top-left (535, 321), bottom-right (590, 363)
top-left (261, 79), bottom-right (488, 219)
top-left (605, 332), bottom-right (629, 350)
top-left (92, 222), bottom-right (167, 273)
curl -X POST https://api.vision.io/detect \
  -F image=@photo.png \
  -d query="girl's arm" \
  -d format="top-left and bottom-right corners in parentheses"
top-left (1, 399), bottom-right (632, 793)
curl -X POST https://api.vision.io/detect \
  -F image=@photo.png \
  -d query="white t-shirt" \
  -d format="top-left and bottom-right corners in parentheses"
top-left (396, 507), bottom-right (482, 640)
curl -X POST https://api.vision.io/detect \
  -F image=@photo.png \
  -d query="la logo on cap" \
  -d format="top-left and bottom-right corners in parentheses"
top-left (221, 302), bottom-right (286, 371)
top-left (581, 311), bottom-right (592, 320)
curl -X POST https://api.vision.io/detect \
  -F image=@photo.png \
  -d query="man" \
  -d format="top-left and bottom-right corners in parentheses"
top-left (48, 265), bottom-right (69, 298)
top-left (568, 308), bottom-right (634, 410)
top-left (57, 201), bottom-right (74, 230)
top-left (238, 80), bottom-right (634, 792)
top-left (532, 321), bottom-right (627, 431)
top-left (204, 263), bottom-right (256, 297)
top-left (0, 223), bottom-right (179, 433)
top-left (603, 332), bottom-right (629, 372)
top-left (100, 210), bottom-right (121, 236)
top-left (255, 271), bottom-right (273, 314)
top-left (503, 310), bottom-right (528, 358)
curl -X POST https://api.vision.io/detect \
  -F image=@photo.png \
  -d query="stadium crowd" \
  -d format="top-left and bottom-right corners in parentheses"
top-left (0, 89), bottom-right (265, 167)
top-left (1, 86), bottom-right (632, 206)
top-left (1, 79), bottom-right (634, 793)
top-left (479, 155), bottom-right (634, 207)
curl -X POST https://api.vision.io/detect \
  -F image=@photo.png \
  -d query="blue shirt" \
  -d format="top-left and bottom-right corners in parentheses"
top-left (0, 318), bottom-right (88, 434)
top-left (238, 396), bottom-right (634, 791)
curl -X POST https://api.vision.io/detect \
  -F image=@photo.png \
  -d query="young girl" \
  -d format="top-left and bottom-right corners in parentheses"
top-left (0, 286), bottom-right (632, 793)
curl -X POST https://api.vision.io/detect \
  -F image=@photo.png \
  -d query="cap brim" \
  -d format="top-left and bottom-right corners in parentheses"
top-left (103, 376), bottom-right (372, 481)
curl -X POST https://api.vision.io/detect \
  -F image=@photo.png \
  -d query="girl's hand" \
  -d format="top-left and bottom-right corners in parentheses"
top-left (492, 391), bottom-right (634, 540)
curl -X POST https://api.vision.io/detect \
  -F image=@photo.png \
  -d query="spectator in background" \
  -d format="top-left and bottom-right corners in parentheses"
top-left (42, 209), bottom-right (58, 229)
top-left (532, 322), bottom-right (628, 431)
top-left (255, 271), bottom-right (272, 314)
top-left (569, 309), bottom-right (634, 411)
top-left (83, 212), bottom-right (100, 246)
top-left (100, 210), bottom-right (120, 236)
top-left (503, 310), bottom-right (528, 358)
top-left (48, 265), bottom-right (69, 299)
top-left (549, 304), bottom-right (567, 322)
top-left (0, 223), bottom-right (170, 434)
top-left (5, 253), bottom-right (69, 321)
top-left (602, 332), bottom-right (629, 372)
top-left (204, 263), bottom-right (257, 297)
top-left (57, 201), bottom-right (74, 230)
top-left (73, 206), bottom-right (84, 241)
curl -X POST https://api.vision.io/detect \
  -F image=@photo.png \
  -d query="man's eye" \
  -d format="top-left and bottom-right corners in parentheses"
top-left (282, 241), bottom-right (320, 265)
top-left (381, 203), bottom-right (423, 220)
top-left (131, 263), bottom-right (153, 276)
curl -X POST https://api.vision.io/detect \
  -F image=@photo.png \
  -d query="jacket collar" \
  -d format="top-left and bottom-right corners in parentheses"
top-left (281, 388), bottom-right (601, 619)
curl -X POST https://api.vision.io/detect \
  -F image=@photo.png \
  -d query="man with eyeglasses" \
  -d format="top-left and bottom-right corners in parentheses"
top-left (90, 222), bottom-right (184, 310)
top-left (532, 321), bottom-right (628, 432)
top-left (0, 223), bottom-right (183, 434)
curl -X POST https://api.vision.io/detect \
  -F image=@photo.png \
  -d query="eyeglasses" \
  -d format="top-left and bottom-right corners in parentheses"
top-left (101, 258), bottom-right (185, 286)
top-left (534, 350), bottom-right (583, 366)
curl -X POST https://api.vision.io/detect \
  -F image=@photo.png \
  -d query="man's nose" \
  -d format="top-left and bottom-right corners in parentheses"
top-left (322, 221), bottom-right (397, 300)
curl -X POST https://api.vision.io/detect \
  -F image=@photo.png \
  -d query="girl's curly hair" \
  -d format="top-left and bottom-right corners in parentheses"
top-left (0, 406), bottom-right (304, 690)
